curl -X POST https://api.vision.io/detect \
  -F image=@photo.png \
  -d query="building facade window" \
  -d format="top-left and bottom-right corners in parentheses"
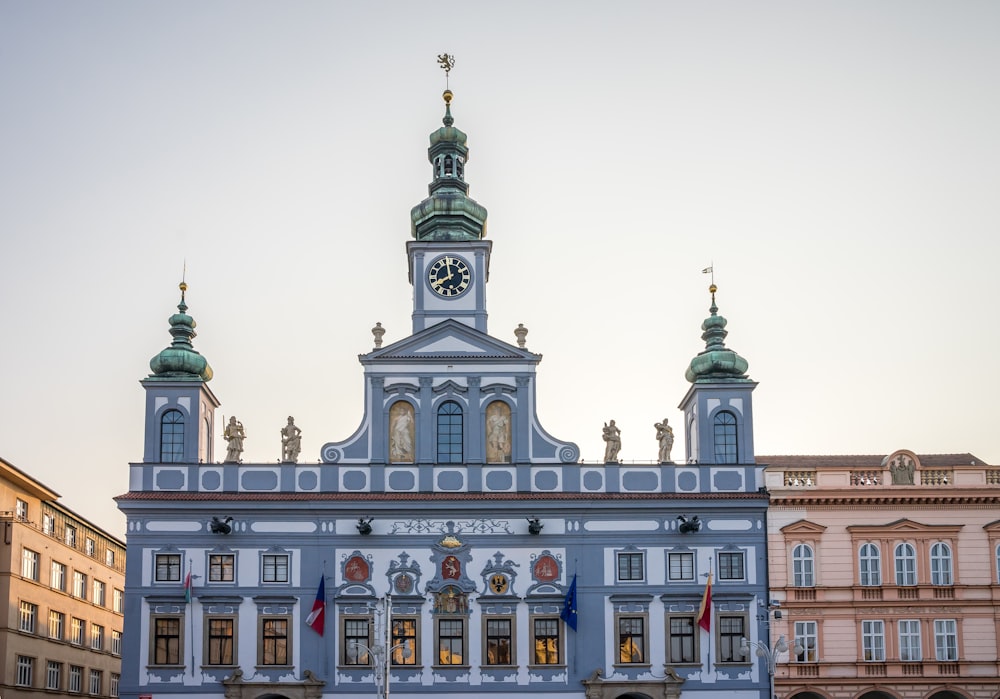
top-left (49, 610), bottom-right (65, 640)
top-left (155, 554), bottom-right (182, 582)
top-left (52, 561), bottom-right (67, 591)
top-left (483, 617), bottom-right (513, 665)
top-left (718, 615), bottom-right (746, 662)
top-left (343, 617), bottom-right (371, 665)
top-left (668, 552), bottom-right (694, 581)
top-left (43, 513), bottom-right (55, 535)
top-left (261, 554), bottom-right (289, 583)
top-left (934, 619), bottom-right (958, 661)
top-left (209, 554), bottom-right (235, 582)
top-left (16, 498), bottom-right (28, 520)
top-left (160, 409), bottom-right (185, 462)
top-left (436, 400), bottom-right (464, 463)
top-left (19, 601), bottom-right (38, 633)
top-left (718, 551), bottom-right (745, 581)
top-left (668, 615), bottom-right (696, 663)
top-left (531, 617), bottom-right (560, 665)
top-left (22, 548), bottom-right (40, 580)
top-left (70, 666), bottom-right (83, 693)
top-left (437, 618), bottom-right (465, 665)
top-left (391, 617), bottom-right (418, 666)
top-left (862, 620), bottom-right (885, 661)
top-left (898, 619), bottom-right (921, 661)
top-left (113, 588), bottom-right (124, 613)
top-left (617, 551), bottom-right (645, 582)
top-left (86, 538), bottom-right (96, 556)
top-left (65, 524), bottom-right (77, 548)
top-left (112, 629), bottom-right (123, 656)
top-left (152, 617), bottom-right (182, 665)
top-left (110, 674), bottom-right (120, 698)
top-left (859, 543), bottom-right (881, 586)
top-left (792, 544), bottom-right (815, 587)
top-left (206, 617), bottom-right (235, 665)
top-left (106, 549), bottom-right (115, 567)
top-left (794, 620), bottom-right (818, 662)
top-left (617, 616), bottom-right (647, 664)
top-left (17, 655), bottom-right (34, 687)
top-left (71, 617), bottom-right (85, 645)
top-left (94, 579), bottom-right (106, 606)
top-left (894, 543), bottom-right (917, 586)
top-left (930, 542), bottom-right (953, 585)
top-left (260, 617), bottom-right (290, 665)
top-left (73, 571), bottom-right (88, 598)
top-left (91, 623), bottom-right (104, 650)
top-left (713, 410), bottom-right (738, 463)
top-left (47, 661), bottom-right (62, 690)
top-left (89, 670), bottom-right (102, 696)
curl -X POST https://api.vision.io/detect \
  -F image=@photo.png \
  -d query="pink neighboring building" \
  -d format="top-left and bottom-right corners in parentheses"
top-left (763, 450), bottom-right (1000, 699)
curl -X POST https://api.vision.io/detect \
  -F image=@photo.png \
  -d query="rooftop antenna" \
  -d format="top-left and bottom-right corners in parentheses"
top-left (437, 53), bottom-right (455, 90)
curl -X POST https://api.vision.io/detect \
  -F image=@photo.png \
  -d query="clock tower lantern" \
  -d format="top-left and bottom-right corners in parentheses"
top-left (408, 89), bottom-right (491, 333)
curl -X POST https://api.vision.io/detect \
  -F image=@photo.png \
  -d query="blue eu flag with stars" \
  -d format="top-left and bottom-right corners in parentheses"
top-left (560, 573), bottom-right (578, 631)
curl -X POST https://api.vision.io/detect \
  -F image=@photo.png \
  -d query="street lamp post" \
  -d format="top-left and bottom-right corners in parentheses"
top-left (348, 595), bottom-right (412, 699)
top-left (740, 634), bottom-right (803, 699)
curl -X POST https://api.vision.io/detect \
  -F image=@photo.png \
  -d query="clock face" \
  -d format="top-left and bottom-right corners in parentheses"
top-left (427, 255), bottom-right (472, 297)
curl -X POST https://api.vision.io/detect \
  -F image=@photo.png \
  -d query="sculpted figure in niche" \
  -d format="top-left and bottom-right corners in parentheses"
top-left (485, 401), bottom-right (512, 463)
top-left (280, 416), bottom-right (302, 463)
top-left (603, 420), bottom-right (621, 462)
top-left (223, 416), bottom-right (245, 463)
top-left (389, 402), bottom-right (415, 463)
top-left (889, 454), bottom-right (916, 485)
top-left (655, 418), bottom-right (674, 463)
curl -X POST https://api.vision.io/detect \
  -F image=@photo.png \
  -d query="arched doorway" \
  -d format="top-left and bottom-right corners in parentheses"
top-left (788, 692), bottom-right (827, 699)
top-left (927, 691), bottom-right (971, 699)
top-left (857, 691), bottom-right (900, 699)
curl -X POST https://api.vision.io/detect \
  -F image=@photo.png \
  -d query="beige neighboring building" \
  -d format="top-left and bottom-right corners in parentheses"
top-left (1, 456), bottom-right (125, 699)
top-left (764, 450), bottom-right (1000, 699)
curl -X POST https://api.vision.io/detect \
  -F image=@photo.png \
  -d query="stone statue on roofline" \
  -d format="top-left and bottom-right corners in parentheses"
top-left (280, 416), bottom-right (302, 463)
top-left (655, 418), bottom-right (674, 463)
top-left (223, 416), bottom-right (245, 463)
top-left (603, 420), bottom-right (621, 462)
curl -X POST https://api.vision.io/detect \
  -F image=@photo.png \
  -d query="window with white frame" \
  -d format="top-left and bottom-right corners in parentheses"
top-left (49, 610), bottom-right (65, 640)
top-left (792, 544), bottom-right (815, 587)
top-left (898, 619), bottom-right (921, 661)
top-left (894, 543), bottom-right (916, 586)
top-left (112, 629), bottom-right (123, 656)
top-left (113, 588), bottom-right (124, 613)
top-left (47, 661), bottom-right (62, 690)
top-left (934, 619), bottom-right (958, 661)
top-left (718, 551), bottom-right (745, 581)
top-left (19, 600), bottom-right (38, 633)
top-left (69, 666), bottom-right (83, 693)
top-left (22, 548), bottom-right (40, 580)
top-left (17, 655), bottom-right (34, 687)
top-left (16, 498), bottom-right (28, 520)
top-left (668, 552), bottom-right (694, 581)
top-left (859, 543), bottom-right (881, 586)
top-left (65, 524), bottom-right (77, 548)
top-left (94, 579), bottom-right (106, 606)
top-left (91, 623), bottom-right (104, 651)
top-left (793, 620), bottom-right (818, 662)
top-left (616, 550), bottom-right (644, 582)
top-left (862, 620), bottom-right (885, 661)
top-left (71, 617), bottom-right (85, 645)
top-left (73, 571), bottom-right (87, 598)
top-left (155, 553), bottom-right (181, 582)
top-left (930, 542), bottom-right (953, 585)
top-left (89, 669), bottom-right (102, 695)
top-left (110, 673), bottom-right (120, 698)
top-left (106, 549), bottom-right (115, 567)
top-left (52, 561), bottom-right (67, 591)
top-left (86, 538), bottom-right (95, 556)
top-left (261, 553), bottom-right (289, 583)
top-left (43, 513), bottom-right (55, 535)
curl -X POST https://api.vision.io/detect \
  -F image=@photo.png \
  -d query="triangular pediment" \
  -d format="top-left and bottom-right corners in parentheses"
top-left (362, 320), bottom-right (539, 363)
top-left (781, 519), bottom-right (827, 534)
top-left (847, 518), bottom-right (964, 535)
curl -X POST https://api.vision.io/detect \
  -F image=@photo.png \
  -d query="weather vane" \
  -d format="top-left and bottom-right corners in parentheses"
top-left (437, 53), bottom-right (455, 89)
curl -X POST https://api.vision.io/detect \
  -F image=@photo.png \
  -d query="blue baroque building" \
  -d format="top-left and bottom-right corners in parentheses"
top-left (117, 89), bottom-right (772, 699)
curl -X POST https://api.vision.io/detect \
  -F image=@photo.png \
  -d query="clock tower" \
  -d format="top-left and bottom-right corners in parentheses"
top-left (408, 89), bottom-right (491, 333)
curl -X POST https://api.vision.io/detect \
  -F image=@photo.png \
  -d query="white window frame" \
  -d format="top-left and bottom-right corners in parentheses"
top-left (17, 655), bottom-right (34, 687)
top-left (94, 579), bottom-right (106, 606)
top-left (47, 661), bottom-right (62, 690)
top-left (111, 629), bottom-right (123, 656)
top-left (89, 669), bottom-right (102, 696)
top-left (86, 537), bottom-right (95, 557)
top-left (113, 588), bottom-right (124, 613)
top-left (16, 498), bottom-right (28, 520)
top-left (930, 542), bottom-right (953, 585)
top-left (65, 524), bottom-right (77, 548)
top-left (859, 542), bottom-right (881, 586)
top-left (110, 673), bottom-right (120, 698)
top-left (73, 571), bottom-right (87, 598)
top-left (69, 666), bottom-right (83, 693)
top-left (934, 619), bottom-right (958, 661)
top-left (51, 561), bottom-right (67, 591)
top-left (794, 620), bottom-right (818, 662)
top-left (91, 623), bottom-right (104, 651)
top-left (22, 548), bottom-right (40, 581)
top-left (894, 543), bottom-right (916, 586)
top-left (71, 617), bottom-right (85, 645)
top-left (792, 543), bottom-right (815, 587)
top-left (43, 513), bottom-right (55, 535)
top-left (49, 610), bottom-right (65, 640)
top-left (898, 619), bottom-right (921, 661)
top-left (20, 600), bottom-right (38, 633)
top-left (862, 620), bottom-right (885, 661)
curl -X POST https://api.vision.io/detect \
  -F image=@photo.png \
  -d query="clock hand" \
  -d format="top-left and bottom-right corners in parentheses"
top-left (432, 273), bottom-right (453, 288)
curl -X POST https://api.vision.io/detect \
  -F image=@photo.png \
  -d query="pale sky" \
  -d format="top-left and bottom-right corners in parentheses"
top-left (2, 1), bottom-right (997, 539)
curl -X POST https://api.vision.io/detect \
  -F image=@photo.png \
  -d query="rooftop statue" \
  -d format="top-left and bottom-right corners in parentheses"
top-left (655, 418), bottom-right (674, 463)
top-left (603, 420), bottom-right (621, 463)
top-left (223, 416), bottom-right (245, 463)
top-left (281, 416), bottom-right (302, 463)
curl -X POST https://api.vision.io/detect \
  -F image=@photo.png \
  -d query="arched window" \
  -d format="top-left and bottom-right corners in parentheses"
top-left (443, 155), bottom-right (454, 176)
top-left (859, 543), bottom-right (881, 586)
top-left (792, 544), bottom-right (815, 587)
top-left (160, 410), bottom-right (185, 463)
top-left (930, 542), bottom-right (953, 585)
top-left (894, 543), bottom-right (917, 586)
top-left (713, 411), bottom-right (738, 464)
top-left (436, 401), bottom-right (463, 464)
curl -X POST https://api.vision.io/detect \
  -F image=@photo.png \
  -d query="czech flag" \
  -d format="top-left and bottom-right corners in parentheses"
top-left (305, 576), bottom-right (325, 636)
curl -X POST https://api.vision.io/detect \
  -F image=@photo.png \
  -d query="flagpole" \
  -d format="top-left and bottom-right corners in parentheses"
top-left (188, 557), bottom-right (194, 676)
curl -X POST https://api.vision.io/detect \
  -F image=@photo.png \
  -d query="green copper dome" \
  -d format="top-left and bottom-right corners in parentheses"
top-left (685, 284), bottom-right (750, 383)
top-left (410, 89), bottom-right (488, 241)
top-left (148, 282), bottom-right (213, 382)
